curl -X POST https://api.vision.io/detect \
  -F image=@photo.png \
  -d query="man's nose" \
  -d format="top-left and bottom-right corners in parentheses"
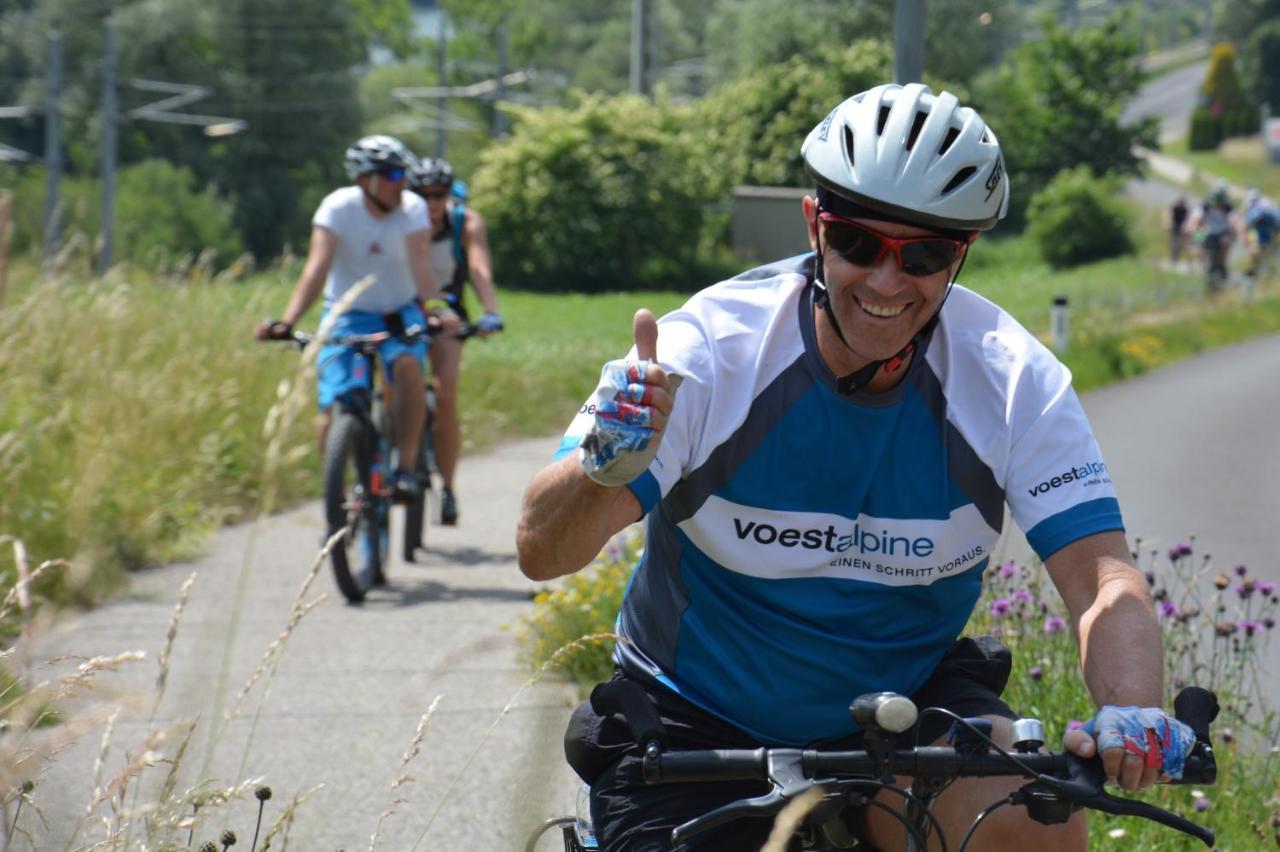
top-left (863, 251), bottom-right (908, 294)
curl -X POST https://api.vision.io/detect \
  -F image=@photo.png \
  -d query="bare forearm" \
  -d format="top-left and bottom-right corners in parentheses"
top-left (283, 262), bottom-right (327, 326)
top-left (517, 456), bottom-right (637, 581)
top-left (1076, 565), bottom-right (1164, 708)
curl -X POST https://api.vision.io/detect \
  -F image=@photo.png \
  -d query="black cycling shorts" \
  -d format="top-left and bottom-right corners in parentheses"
top-left (564, 636), bottom-right (1015, 852)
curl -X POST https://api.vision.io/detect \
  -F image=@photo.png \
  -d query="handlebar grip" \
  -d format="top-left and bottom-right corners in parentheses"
top-left (1173, 687), bottom-right (1219, 741)
top-left (590, 680), bottom-right (670, 750)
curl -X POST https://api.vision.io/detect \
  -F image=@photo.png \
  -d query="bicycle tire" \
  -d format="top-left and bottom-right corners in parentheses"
top-left (323, 412), bottom-right (379, 603)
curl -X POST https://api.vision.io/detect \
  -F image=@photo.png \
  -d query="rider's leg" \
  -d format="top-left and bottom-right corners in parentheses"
top-left (428, 333), bottom-right (463, 491)
top-left (390, 354), bottom-right (425, 467)
top-left (863, 714), bottom-right (1087, 852)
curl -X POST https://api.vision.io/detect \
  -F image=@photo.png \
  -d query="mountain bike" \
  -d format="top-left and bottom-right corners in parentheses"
top-left (285, 325), bottom-right (428, 603)
top-left (401, 322), bottom-right (478, 562)
top-left (528, 683), bottom-right (1219, 852)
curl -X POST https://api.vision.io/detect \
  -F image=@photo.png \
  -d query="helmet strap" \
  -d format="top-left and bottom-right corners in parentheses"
top-left (811, 205), bottom-right (966, 395)
top-left (362, 175), bottom-right (395, 214)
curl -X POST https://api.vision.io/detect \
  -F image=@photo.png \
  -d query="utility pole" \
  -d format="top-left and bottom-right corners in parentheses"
top-left (893, 0), bottom-right (924, 85)
top-left (495, 20), bottom-right (509, 138)
top-left (436, 9), bottom-right (447, 157)
top-left (630, 0), bottom-right (647, 96)
top-left (43, 31), bottom-right (62, 275)
top-left (99, 16), bottom-right (118, 276)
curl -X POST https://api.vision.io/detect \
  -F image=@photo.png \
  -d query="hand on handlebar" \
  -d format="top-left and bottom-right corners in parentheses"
top-left (1063, 706), bottom-right (1197, 790)
top-left (254, 319), bottom-right (294, 341)
top-left (476, 311), bottom-right (504, 336)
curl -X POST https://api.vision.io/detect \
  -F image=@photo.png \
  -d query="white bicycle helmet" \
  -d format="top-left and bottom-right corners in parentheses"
top-left (802, 83), bottom-right (1008, 232)
top-left (344, 134), bottom-right (416, 180)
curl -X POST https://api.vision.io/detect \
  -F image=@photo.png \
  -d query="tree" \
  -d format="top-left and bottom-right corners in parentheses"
top-left (1242, 22), bottom-right (1280, 112)
top-left (971, 13), bottom-right (1156, 229)
top-left (694, 40), bottom-right (894, 191)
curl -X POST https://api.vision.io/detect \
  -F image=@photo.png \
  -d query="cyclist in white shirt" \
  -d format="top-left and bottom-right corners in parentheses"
top-left (517, 84), bottom-right (1195, 851)
top-left (256, 135), bottom-right (452, 501)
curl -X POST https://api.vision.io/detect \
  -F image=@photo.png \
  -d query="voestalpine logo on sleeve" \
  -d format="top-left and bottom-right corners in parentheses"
top-left (1028, 461), bottom-right (1111, 497)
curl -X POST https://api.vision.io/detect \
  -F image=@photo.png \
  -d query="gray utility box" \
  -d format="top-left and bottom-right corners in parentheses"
top-left (732, 186), bottom-right (813, 265)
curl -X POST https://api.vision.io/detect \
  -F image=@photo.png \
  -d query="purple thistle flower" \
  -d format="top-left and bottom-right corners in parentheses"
top-left (1235, 564), bottom-right (1248, 577)
top-left (1012, 588), bottom-right (1034, 605)
top-left (1066, 720), bottom-right (1084, 732)
top-left (1193, 796), bottom-right (1210, 812)
top-left (997, 562), bottom-right (1018, 579)
top-left (1265, 617), bottom-right (1276, 630)
top-left (1237, 581), bottom-right (1256, 599)
top-left (1028, 665), bottom-right (1043, 682)
top-left (990, 598), bottom-right (1012, 618)
top-left (1258, 581), bottom-right (1277, 596)
top-left (1241, 619), bottom-right (1263, 636)
top-left (1158, 601), bottom-right (1179, 619)
top-left (1221, 727), bottom-right (1234, 744)
top-left (1043, 615), bottom-right (1068, 635)
top-left (1143, 570), bottom-right (1155, 586)
top-left (1168, 541), bottom-right (1193, 561)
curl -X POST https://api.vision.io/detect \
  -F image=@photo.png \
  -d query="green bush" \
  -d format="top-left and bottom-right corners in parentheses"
top-left (1188, 107), bottom-right (1223, 151)
top-left (114, 159), bottom-right (243, 272)
top-left (1027, 167), bottom-right (1135, 269)
top-left (471, 93), bottom-right (713, 293)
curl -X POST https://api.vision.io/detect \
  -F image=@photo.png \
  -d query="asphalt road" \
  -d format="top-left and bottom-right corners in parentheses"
top-left (1122, 60), bottom-right (1208, 144)
top-left (997, 333), bottom-right (1280, 714)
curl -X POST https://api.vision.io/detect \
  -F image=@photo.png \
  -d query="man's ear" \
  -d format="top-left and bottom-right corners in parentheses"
top-left (802, 195), bottom-right (819, 251)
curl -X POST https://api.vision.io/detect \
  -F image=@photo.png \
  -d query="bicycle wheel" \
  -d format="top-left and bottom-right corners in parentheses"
top-left (323, 412), bottom-right (381, 603)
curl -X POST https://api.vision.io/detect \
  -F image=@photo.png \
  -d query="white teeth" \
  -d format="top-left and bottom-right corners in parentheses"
top-left (856, 297), bottom-right (907, 318)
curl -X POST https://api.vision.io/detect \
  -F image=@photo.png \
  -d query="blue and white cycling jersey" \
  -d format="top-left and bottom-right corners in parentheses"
top-left (555, 255), bottom-right (1123, 746)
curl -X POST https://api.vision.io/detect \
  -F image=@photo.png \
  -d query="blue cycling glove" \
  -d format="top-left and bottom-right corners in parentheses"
top-left (477, 312), bottom-right (504, 333)
top-left (1081, 706), bottom-right (1197, 779)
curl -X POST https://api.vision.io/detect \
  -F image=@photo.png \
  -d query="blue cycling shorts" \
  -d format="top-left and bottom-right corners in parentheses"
top-left (316, 301), bottom-right (427, 411)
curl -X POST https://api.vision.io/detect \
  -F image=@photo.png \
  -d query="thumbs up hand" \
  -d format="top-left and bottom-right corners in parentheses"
top-left (580, 309), bottom-right (683, 488)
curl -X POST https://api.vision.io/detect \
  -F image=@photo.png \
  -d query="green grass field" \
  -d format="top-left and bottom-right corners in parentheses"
top-left (1162, 134), bottom-right (1280, 199)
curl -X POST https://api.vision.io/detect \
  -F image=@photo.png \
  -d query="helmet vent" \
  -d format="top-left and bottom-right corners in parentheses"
top-left (843, 125), bottom-right (856, 169)
top-left (938, 127), bottom-right (960, 156)
top-left (905, 111), bottom-right (928, 151)
top-left (941, 166), bottom-right (977, 196)
top-left (876, 105), bottom-right (891, 136)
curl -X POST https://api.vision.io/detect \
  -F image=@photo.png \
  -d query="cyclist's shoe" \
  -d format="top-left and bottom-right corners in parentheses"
top-left (392, 468), bottom-right (421, 504)
top-left (441, 488), bottom-right (459, 526)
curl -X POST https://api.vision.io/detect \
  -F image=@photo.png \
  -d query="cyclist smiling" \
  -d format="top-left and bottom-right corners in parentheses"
top-left (517, 84), bottom-right (1193, 851)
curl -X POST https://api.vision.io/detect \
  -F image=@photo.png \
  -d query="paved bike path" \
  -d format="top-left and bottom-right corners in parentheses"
top-left (31, 437), bottom-right (584, 852)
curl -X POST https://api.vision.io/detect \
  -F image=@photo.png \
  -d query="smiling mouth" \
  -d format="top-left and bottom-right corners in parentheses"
top-left (855, 295), bottom-right (909, 318)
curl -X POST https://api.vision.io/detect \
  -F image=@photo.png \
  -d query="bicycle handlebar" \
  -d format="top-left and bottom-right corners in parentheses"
top-left (592, 682), bottom-right (1220, 849)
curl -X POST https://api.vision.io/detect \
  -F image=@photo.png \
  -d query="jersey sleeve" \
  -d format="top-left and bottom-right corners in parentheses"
top-left (553, 308), bottom-right (712, 516)
top-left (401, 192), bottom-right (430, 235)
top-left (1002, 353), bottom-right (1124, 561)
top-left (312, 189), bottom-right (343, 231)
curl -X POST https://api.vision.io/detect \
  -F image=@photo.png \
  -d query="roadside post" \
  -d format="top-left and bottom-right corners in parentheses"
top-left (0, 191), bottom-right (11, 308)
top-left (1265, 115), bottom-right (1280, 164)
top-left (1051, 295), bottom-right (1070, 354)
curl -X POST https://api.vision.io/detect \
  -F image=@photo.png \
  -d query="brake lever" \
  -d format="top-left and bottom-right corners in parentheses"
top-left (1030, 754), bottom-right (1214, 847)
top-left (670, 750), bottom-right (818, 850)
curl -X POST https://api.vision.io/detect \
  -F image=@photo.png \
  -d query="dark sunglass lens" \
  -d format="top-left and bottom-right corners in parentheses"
top-left (900, 241), bottom-right (960, 276)
top-left (825, 223), bottom-right (882, 266)
top-left (382, 168), bottom-right (406, 181)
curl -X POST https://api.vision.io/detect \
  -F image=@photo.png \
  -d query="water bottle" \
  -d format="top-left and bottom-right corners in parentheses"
top-left (574, 782), bottom-right (599, 849)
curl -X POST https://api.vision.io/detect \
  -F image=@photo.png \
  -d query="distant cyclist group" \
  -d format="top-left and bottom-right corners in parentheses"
top-left (1168, 183), bottom-right (1279, 292)
top-left (254, 134), bottom-right (502, 524)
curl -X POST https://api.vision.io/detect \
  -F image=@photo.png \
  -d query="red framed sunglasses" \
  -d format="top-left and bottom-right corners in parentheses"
top-left (818, 211), bottom-right (973, 278)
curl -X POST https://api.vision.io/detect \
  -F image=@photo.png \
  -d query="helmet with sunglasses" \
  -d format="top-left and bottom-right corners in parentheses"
top-left (344, 135), bottom-right (416, 181)
top-left (802, 83), bottom-right (1008, 232)
top-left (409, 157), bottom-right (455, 191)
